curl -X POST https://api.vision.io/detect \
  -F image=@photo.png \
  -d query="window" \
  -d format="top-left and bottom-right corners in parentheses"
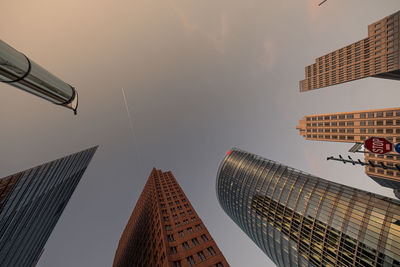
top-left (187, 227), bottom-right (193, 234)
top-left (178, 230), bottom-right (184, 238)
top-left (216, 263), bottom-right (224, 267)
top-left (167, 234), bottom-right (175, 242)
top-left (201, 234), bottom-right (209, 242)
top-left (170, 208), bottom-right (176, 213)
top-left (183, 219), bottom-right (189, 225)
top-left (175, 222), bottom-right (181, 227)
top-left (192, 237), bottom-right (200, 246)
top-left (165, 225), bottom-right (172, 230)
top-left (170, 246), bottom-right (178, 255)
top-left (207, 246), bottom-right (217, 256)
top-left (182, 241), bottom-right (190, 250)
top-left (173, 214), bottom-right (178, 220)
top-left (173, 261), bottom-right (182, 267)
top-left (180, 212), bottom-right (186, 217)
top-left (195, 224), bottom-right (202, 231)
top-left (191, 217), bottom-right (196, 222)
top-left (197, 251), bottom-right (207, 262)
top-left (187, 256), bottom-right (196, 267)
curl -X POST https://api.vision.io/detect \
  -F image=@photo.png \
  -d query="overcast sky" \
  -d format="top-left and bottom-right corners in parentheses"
top-left (1, 0), bottom-right (400, 266)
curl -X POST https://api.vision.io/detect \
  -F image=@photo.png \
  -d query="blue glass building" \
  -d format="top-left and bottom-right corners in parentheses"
top-left (217, 148), bottom-right (400, 266)
top-left (0, 146), bottom-right (97, 266)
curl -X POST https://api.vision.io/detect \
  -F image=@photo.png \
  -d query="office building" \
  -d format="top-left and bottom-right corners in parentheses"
top-left (113, 168), bottom-right (229, 267)
top-left (216, 148), bottom-right (400, 266)
top-left (0, 146), bottom-right (98, 266)
top-left (300, 11), bottom-right (400, 92)
top-left (296, 107), bottom-right (400, 192)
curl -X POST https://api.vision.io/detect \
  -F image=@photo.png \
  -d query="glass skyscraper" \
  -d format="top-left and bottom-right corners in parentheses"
top-left (0, 146), bottom-right (97, 266)
top-left (216, 148), bottom-right (400, 267)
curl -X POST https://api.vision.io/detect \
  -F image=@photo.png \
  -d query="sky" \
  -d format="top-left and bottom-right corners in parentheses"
top-left (1, 0), bottom-right (400, 266)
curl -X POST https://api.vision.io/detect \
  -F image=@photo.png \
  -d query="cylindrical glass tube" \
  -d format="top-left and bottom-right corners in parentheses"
top-left (0, 40), bottom-right (78, 114)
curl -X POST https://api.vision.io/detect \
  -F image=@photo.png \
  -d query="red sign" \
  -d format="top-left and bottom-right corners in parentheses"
top-left (364, 137), bottom-right (393, 154)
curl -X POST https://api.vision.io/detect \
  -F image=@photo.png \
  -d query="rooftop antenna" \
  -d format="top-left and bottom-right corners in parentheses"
top-left (327, 155), bottom-right (400, 172)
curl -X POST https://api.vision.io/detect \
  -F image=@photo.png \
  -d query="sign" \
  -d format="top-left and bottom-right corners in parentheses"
top-left (364, 137), bottom-right (392, 154)
top-left (395, 143), bottom-right (400, 154)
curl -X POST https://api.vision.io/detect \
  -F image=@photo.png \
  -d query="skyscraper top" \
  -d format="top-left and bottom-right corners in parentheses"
top-left (0, 146), bottom-right (98, 267)
top-left (300, 10), bottom-right (400, 92)
top-left (217, 148), bottom-right (400, 267)
top-left (113, 168), bottom-right (229, 267)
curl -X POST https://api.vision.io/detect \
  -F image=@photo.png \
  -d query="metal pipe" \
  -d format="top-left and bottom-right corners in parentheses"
top-left (0, 40), bottom-right (78, 114)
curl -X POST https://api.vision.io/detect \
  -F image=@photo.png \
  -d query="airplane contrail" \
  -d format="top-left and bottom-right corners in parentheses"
top-left (122, 88), bottom-right (142, 166)
top-left (122, 88), bottom-right (136, 140)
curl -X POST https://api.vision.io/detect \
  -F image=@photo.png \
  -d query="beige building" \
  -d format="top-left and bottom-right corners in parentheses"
top-left (300, 10), bottom-right (400, 92)
top-left (296, 107), bottom-right (400, 193)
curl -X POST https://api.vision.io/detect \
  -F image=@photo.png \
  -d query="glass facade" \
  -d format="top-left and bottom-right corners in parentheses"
top-left (0, 146), bottom-right (97, 267)
top-left (216, 148), bottom-right (400, 267)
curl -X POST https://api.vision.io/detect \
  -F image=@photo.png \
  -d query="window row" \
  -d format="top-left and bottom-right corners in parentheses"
top-left (307, 111), bottom-right (400, 121)
top-left (172, 247), bottom-right (218, 267)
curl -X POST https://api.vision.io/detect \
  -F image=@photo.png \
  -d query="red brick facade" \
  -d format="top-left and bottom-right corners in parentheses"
top-left (113, 168), bottom-right (229, 267)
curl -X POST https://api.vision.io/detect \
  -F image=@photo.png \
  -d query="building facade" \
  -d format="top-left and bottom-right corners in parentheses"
top-left (216, 148), bottom-right (400, 267)
top-left (296, 107), bottom-right (400, 192)
top-left (300, 11), bottom-right (400, 92)
top-left (113, 168), bottom-right (229, 267)
top-left (0, 146), bottom-right (97, 267)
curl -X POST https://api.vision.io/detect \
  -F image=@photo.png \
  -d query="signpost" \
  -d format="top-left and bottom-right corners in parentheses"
top-left (364, 137), bottom-right (392, 155)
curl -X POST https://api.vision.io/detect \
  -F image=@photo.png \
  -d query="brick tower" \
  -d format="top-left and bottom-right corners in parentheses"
top-left (113, 168), bottom-right (229, 267)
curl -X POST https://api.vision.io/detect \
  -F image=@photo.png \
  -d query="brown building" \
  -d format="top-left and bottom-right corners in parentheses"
top-left (113, 168), bottom-right (229, 267)
top-left (296, 107), bottom-right (400, 193)
top-left (300, 10), bottom-right (400, 92)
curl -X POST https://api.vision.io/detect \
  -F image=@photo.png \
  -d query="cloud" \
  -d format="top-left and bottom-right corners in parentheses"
top-left (303, 148), bottom-right (326, 175)
top-left (258, 40), bottom-right (278, 71)
top-left (167, 1), bottom-right (229, 53)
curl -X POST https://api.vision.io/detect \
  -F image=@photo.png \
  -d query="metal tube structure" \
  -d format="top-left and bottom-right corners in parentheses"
top-left (0, 40), bottom-right (78, 114)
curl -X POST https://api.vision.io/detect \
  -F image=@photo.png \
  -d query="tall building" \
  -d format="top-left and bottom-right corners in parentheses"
top-left (300, 11), bottom-right (400, 92)
top-left (0, 146), bottom-right (97, 266)
top-left (296, 107), bottom-right (400, 192)
top-left (216, 148), bottom-right (400, 267)
top-left (113, 168), bottom-right (229, 267)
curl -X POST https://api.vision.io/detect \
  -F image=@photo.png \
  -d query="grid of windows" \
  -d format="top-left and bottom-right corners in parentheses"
top-left (300, 11), bottom-right (400, 92)
top-left (217, 148), bottom-right (400, 267)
